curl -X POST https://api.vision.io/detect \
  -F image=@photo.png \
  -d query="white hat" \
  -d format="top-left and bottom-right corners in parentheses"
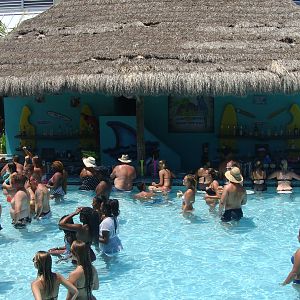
top-left (82, 156), bottom-right (97, 168)
top-left (118, 154), bottom-right (132, 164)
top-left (225, 167), bottom-right (243, 184)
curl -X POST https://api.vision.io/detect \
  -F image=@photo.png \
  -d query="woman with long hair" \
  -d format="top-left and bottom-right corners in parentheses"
top-left (67, 240), bottom-right (99, 300)
top-left (179, 174), bottom-right (196, 212)
top-left (59, 207), bottom-right (99, 261)
top-left (149, 160), bottom-right (175, 192)
top-left (99, 199), bottom-right (123, 256)
top-left (31, 251), bottom-right (78, 300)
top-left (204, 168), bottom-right (222, 209)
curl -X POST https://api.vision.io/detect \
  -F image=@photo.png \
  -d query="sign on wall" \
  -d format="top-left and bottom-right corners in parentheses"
top-left (168, 95), bottom-right (214, 133)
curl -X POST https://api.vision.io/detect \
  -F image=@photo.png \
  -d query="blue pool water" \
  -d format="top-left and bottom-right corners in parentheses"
top-left (0, 186), bottom-right (300, 300)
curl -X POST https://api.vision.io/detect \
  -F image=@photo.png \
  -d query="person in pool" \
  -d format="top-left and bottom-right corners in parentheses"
top-left (31, 251), bottom-right (78, 300)
top-left (59, 207), bottom-right (99, 261)
top-left (67, 240), bottom-right (99, 300)
top-left (282, 228), bottom-right (300, 286)
top-left (133, 182), bottom-right (154, 200)
top-left (268, 159), bottom-right (300, 192)
top-left (251, 160), bottom-right (267, 192)
top-left (204, 168), bottom-right (222, 209)
top-left (46, 161), bottom-right (67, 201)
top-left (110, 154), bottom-right (136, 191)
top-left (177, 174), bottom-right (196, 212)
top-left (99, 199), bottom-right (123, 256)
top-left (219, 167), bottom-right (247, 222)
top-left (149, 160), bottom-right (175, 192)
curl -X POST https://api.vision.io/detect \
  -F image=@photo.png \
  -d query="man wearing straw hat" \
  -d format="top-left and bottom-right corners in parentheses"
top-left (219, 167), bottom-right (247, 222)
top-left (110, 154), bottom-right (136, 191)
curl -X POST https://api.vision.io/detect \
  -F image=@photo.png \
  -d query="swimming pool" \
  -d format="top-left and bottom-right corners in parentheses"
top-left (0, 186), bottom-right (299, 300)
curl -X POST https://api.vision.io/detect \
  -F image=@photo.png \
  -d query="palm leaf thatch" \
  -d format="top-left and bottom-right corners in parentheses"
top-left (0, 0), bottom-right (300, 96)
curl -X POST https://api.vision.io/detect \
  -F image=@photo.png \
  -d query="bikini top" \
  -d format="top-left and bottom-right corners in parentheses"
top-left (206, 187), bottom-right (216, 196)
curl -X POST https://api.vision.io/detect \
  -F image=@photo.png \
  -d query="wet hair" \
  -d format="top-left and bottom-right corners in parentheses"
top-left (102, 199), bottom-right (120, 218)
top-left (24, 163), bottom-right (34, 173)
top-left (7, 162), bottom-right (17, 174)
top-left (93, 195), bottom-right (107, 210)
top-left (12, 155), bottom-right (20, 163)
top-left (71, 240), bottom-right (93, 299)
top-left (208, 168), bottom-right (218, 180)
top-left (51, 161), bottom-right (64, 173)
top-left (136, 182), bottom-right (146, 192)
top-left (34, 251), bottom-right (56, 295)
top-left (30, 172), bottom-right (41, 183)
top-left (80, 207), bottom-right (99, 246)
top-left (11, 173), bottom-right (27, 186)
top-left (184, 174), bottom-right (197, 190)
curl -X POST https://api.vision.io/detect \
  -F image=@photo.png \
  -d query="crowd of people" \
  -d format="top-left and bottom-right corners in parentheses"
top-left (0, 148), bottom-right (300, 298)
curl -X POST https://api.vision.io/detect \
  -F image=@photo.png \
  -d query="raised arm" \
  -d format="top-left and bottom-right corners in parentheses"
top-left (59, 209), bottom-right (82, 232)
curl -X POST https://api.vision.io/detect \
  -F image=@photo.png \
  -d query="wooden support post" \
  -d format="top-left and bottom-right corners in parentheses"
top-left (136, 96), bottom-right (145, 177)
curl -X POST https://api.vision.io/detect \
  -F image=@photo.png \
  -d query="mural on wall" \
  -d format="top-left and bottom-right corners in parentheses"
top-left (168, 95), bottom-right (214, 133)
top-left (19, 106), bottom-right (35, 150)
top-left (103, 121), bottom-right (159, 162)
top-left (79, 104), bottom-right (99, 150)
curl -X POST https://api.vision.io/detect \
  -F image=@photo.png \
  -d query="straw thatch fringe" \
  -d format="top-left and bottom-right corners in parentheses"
top-left (1, 0), bottom-right (300, 96)
top-left (1, 70), bottom-right (300, 96)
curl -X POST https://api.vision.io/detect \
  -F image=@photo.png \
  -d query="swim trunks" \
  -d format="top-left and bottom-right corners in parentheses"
top-left (221, 208), bottom-right (243, 222)
top-left (14, 216), bottom-right (31, 228)
top-left (38, 210), bottom-right (51, 219)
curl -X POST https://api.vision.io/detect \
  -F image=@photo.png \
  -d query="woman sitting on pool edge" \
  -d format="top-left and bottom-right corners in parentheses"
top-left (282, 228), bottom-right (300, 286)
top-left (149, 160), bottom-right (175, 192)
top-left (31, 251), bottom-right (78, 300)
top-left (268, 160), bottom-right (300, 192)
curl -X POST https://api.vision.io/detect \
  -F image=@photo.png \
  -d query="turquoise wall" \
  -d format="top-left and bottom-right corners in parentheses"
top-left (4, 93), bottom-right (300, 171)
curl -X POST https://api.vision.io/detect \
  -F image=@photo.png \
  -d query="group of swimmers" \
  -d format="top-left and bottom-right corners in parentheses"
top-left (1, 151), bottom-right (300, 298)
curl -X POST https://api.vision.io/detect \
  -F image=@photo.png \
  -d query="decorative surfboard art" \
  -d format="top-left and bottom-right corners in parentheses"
top-left (47, 111), bottom-right (72, 122)
top-left (286, 104), bottom-right (300, 159)
top-left (19, 106), bottom-right (36, 149)
top-left (219, 104), bottom-right (237, 151)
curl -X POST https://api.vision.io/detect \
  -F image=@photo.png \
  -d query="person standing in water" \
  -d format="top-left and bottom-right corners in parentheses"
top-left (110, 154), bottom-right (136, 191)
top-left (219, 167), bottom-right (247, 222)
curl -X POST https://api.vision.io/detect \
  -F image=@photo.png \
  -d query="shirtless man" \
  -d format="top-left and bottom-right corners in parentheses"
top-left (10, 174), bottom-right (31, 228)
top-left (110, 154), bottom-right (136, 191)
top-left (219, 167), bottom-right (247, 222)
top-left (268, 159), bottom-right (300, 191)
top-left (1, 155), bottom-right (24, 176)
top-left (149, 160), bottom-right (175, 192)
top-left (30, 173), bottom-right (51, 219)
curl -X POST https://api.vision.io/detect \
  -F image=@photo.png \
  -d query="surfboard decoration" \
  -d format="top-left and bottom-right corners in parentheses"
top-left (219, 104), bottom-right (237, 151)
top-left (277, 190), bottom-right (292, 194)
top-left (19, 106), bottom-right (36, 150)
top-left (79, 104), bottom-right (98, 149)
top-left (286, 104), bottom-right (300, 160)
top-left (47, 111), bottom-right (72, 122)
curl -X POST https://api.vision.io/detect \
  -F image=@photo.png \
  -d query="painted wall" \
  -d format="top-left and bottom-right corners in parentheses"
top-left (4, 93), bottom-right (300, 171)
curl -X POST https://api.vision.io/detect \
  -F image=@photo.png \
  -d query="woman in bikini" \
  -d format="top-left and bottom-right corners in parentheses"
top-left (31, 251), bottom-right (78, 300)
top-left (67, 240), bottom-right (99, 300)
top-left (282, 228), bottom-right (300, 286)
top-left (251, 160), bottom-right (267, 192)
top-left (178, 174), bottom-right (196, 212)
top-left (149, 160), bottom-right (175, 192)
top-left (268, 159), bottom-right (300, 192)
top-left (204, 168), bottom-right (222, 209)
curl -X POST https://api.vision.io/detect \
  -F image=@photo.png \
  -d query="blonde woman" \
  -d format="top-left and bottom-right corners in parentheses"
top-left (31, 251), bottom-right (78, 300)
top-left (149, 160), bottom-right (175, 192)
top-left (67, 240), bottom-right (99, 300)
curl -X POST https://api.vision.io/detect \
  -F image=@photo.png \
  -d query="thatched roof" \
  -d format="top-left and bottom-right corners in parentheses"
top-left (1, 0), bottom-right (300, 96)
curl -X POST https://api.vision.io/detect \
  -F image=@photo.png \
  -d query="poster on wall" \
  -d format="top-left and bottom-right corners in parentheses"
top-left (168, 95), bottom-right (214, 133)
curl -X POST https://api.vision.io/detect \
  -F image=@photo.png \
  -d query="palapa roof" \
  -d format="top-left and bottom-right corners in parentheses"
top-left (1, 0), bottom-right (300, 96)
